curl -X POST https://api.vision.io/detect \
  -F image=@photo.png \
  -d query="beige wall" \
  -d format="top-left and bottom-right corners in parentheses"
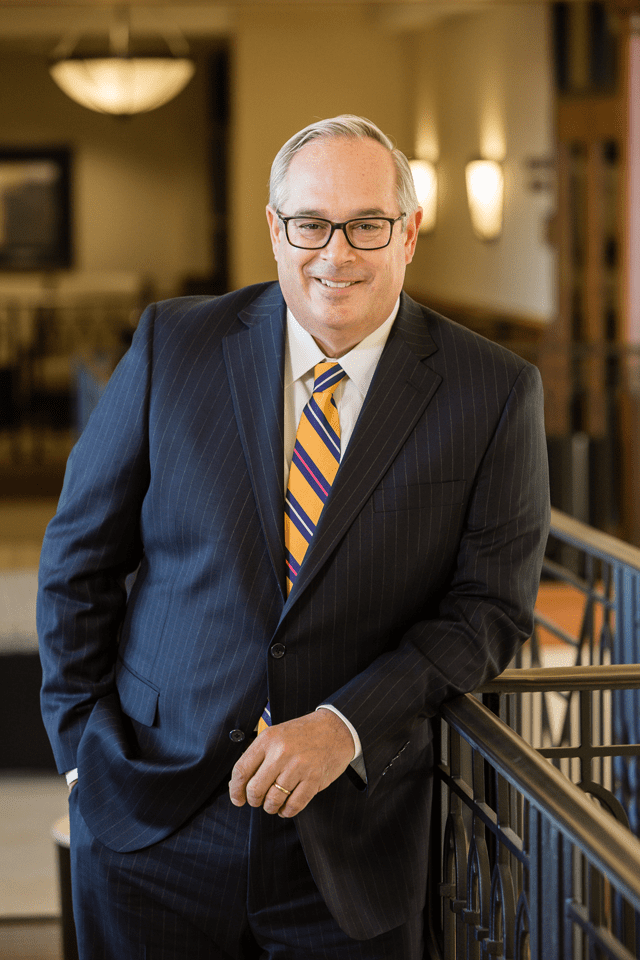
top-left (405, 6), bottom-right (556, 321)
top-left (0, 51), bottom-right (213, 298)
top-left (229, 6), bottom-right (413, 289)
top-left (0, 3), bottom-right (556, 321)
top-left (230, 4), bottom-right (556, 320)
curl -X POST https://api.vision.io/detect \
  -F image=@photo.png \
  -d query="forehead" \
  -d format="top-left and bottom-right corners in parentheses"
top-left (283, 136), bottom-right (398, 215)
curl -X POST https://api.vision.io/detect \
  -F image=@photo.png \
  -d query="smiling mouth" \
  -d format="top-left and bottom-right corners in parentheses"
top-left (316, 278), bottom-right (358, 288)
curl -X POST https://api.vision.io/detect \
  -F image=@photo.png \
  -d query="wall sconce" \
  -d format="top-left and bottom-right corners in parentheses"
top-left (49, 6), bottom-right (195, 117)
top-left (465, 159), bottom-right (504, 241)
top-left (409, 159), bottom-right (438, 233)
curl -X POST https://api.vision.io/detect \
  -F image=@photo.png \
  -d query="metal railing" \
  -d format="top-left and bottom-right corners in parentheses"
top-left (425, 509), bottom-right (640, 958)
top-left (526, 508), bottom-right (640, 835)
top-left (425, 681), bottom-right (640, 959)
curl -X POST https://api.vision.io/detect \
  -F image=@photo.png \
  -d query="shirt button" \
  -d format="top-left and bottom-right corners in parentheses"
top-left (270, 643), bottom-right (286, 659)
top-left (229, 729), bottom-right (245, 743)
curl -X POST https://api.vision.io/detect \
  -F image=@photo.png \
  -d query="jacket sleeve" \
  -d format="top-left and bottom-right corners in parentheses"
top-left (37, 305), bottom-right (155, 774)
top-left (325, 361), bottom-right (550, 793)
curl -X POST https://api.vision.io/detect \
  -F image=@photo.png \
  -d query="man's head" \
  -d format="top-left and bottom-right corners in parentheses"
top-left (269, 115), bottom-right (419, 217)
top-left (266, 115), bottom-right (423, 358)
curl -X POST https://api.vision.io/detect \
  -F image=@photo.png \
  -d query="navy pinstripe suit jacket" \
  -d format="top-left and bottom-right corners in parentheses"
top-left (38, 281), bottom-right (549, 939)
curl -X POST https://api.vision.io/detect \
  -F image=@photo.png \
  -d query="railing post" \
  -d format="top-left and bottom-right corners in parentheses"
top-left (614, 564), bottom-right (640, 835)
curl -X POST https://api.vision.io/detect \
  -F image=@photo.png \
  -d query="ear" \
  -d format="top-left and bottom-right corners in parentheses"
top-left (404, 208), bottom-right (423, 264)
top-left (266, 206), bottom-right (282, 260)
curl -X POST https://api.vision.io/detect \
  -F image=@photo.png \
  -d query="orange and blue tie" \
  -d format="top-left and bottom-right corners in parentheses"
top-left (258, 361), bottom-right (347, 733)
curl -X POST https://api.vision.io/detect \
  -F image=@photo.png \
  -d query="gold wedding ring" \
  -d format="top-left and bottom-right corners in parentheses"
top-left (273, 781), bottom-right (292, 796)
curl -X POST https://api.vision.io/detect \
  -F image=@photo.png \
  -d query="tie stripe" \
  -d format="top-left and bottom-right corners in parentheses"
top-left (258, 361), bottom-right (346, 733)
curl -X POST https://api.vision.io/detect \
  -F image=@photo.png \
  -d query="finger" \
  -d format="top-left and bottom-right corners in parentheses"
top-left (262, 780), bottom-right (296, 815)
top-left (244, 766), bottom-right (283, 807)
top-left (277, 780), bottom-right (318, 818)
top-left (228, 741), bottom-right (265, 807)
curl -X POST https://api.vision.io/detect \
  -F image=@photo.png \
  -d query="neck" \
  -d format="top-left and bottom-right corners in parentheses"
top-left (312, 333), bottom-right (359, 359)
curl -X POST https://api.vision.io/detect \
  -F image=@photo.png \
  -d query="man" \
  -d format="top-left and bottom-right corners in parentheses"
top-left (38, 115), bottom-right (550, 959)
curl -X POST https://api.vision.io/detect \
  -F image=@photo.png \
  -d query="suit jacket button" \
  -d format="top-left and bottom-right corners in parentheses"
top-left (270, 643), bottom-right (286, 659)
top-left (229, 729), bottom-right (245, 742)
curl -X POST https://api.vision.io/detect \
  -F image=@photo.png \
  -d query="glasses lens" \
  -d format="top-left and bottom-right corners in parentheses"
top-left (346, 219), bottom-right (392, 248)
top-left (287, 218), bottom-right (332, 248)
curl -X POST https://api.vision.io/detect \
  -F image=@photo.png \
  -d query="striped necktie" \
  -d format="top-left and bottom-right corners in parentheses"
top-left (284, 361), bottom-right (347, 594)
top-left (257, 361), bottom-right (347, 733)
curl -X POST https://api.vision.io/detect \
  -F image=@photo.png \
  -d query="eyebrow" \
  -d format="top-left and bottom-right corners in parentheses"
top-left (289, 207), bottom-right (390, 219)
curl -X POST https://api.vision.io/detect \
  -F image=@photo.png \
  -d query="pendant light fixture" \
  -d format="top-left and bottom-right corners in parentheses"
top-left (49, 6), bottom-right (195, 117)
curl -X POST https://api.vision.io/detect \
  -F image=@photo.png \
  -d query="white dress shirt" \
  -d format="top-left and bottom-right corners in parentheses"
top-left (284, 302), bottom-right (399, 780)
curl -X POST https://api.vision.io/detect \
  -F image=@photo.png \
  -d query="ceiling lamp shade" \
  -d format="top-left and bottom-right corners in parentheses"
top-left (465, 159), bottom-right (504, 241)
top-left (409, 159), bottom-right (438, 233)
top-left (49, 6), bottom-right (195, 116)
top-left (50, 57), bottom-right (195, 116)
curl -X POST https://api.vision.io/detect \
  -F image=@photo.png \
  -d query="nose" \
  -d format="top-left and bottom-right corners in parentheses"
top-left (321, 224), bottom-right (356, 261)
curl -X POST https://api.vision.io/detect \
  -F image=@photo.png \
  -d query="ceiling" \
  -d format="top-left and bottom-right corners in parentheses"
top-left (0, 0), bottom-right (550, 53)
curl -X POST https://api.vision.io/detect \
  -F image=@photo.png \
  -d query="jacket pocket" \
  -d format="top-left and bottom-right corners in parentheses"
top-left (373, 480), bottom-right (466, 513)
top-left (115, 658), bottom-right (159, 727)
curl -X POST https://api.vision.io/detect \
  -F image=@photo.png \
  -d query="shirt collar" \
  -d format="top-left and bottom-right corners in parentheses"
top-left (285, 299), bottom-right (400, 399)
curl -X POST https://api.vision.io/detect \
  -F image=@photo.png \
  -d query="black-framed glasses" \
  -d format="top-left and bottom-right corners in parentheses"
top-left (277, 213), bottom-right (405, 250)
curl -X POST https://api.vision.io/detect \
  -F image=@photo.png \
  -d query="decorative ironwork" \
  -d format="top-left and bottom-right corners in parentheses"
top-left (425, 510), bottom-right (640, 958)
top-left (523, 508), bottom-right (640, 835)
top-left (426, 689), bottom-right (640, 960)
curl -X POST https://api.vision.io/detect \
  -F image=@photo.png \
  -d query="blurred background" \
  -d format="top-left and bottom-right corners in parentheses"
top-left (0, 0), bottom-right (639, 955)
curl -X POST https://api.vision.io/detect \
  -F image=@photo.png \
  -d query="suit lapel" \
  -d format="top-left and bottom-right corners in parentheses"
top-left (223, 284), bottom-right (287, 599)
top-left (283, 293), bottom-right (442, 609)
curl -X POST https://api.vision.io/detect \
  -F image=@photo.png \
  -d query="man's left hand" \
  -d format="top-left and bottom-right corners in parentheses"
top-left (228, 708), bottom-right (354, 817)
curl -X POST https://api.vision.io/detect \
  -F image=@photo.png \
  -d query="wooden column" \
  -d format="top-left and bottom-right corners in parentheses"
top-left (617, 9), bottom-right (640, 543)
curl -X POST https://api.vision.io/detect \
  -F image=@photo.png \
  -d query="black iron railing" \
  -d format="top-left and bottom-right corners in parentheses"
top-left (527, 508), bottom-right (640, 835)
top-left (425, 509), bottom-right (640, 958)
top-left (530, 508), bottom-right (640, 670)
top-left (426, 671), bottom-right (640, 959)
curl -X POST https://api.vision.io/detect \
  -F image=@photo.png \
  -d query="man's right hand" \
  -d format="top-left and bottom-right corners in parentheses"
top-left (68, 780), bottom-right (77, 795)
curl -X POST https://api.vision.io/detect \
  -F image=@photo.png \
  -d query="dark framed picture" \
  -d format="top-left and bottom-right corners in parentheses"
top-left (0, 148), bottom-right (72, 270)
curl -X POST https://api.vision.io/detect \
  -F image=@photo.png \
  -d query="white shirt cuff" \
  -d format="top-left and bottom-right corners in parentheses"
top-left (65, 768), bottom-right (78, 785)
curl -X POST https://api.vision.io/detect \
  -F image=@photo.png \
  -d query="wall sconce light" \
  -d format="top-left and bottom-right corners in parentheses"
top-left (409, 159), bottom-right (438, 233)
top-left (465, 159), bottom-right (504, 241)
top-left (49, 6), bottom-right (195, 117)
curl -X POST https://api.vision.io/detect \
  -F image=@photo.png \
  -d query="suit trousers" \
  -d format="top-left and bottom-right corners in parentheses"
top-left (68, 780), bottom-right (424, 960)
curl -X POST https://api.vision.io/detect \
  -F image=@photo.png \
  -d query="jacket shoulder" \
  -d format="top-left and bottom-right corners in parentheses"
top-left (128, 282), bottom-right (281, 357)
top-left (150, 282), bottom-right (278, 325)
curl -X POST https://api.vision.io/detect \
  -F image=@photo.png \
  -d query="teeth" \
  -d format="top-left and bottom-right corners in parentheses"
top-left (319, 279), bottom-right (355, 288)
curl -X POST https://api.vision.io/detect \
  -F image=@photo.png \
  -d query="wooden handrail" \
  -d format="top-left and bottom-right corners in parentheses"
top-left (481, 663), bottom-right (640, 692)
top-left (548, 506), bottom-right (640, 572)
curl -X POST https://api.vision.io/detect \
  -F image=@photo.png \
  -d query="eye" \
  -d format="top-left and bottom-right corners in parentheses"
top-left (352, 220), bottom-right (384, 234)
top-left (296, 219), bottom-right (327, 232)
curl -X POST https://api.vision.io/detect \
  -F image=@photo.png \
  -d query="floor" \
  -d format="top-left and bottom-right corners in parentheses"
top-left (0, 919), bottom-right (63, 960)
top-left (1, 498), bottom-right (65, 919)
top-left (1, 497), bottom-right (66, 958)
top-left (1, 773), bottom-right (69, 919)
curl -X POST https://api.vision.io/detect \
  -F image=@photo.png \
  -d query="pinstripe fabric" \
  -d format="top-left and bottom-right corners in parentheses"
top-left (38, 282), bottom-right (550, 942)
top-left (68, 782), bottom-right (423, 959)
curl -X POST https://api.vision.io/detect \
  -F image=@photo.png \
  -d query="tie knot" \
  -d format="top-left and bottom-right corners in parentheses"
top-left (313, 362), bottom-right (347, 395)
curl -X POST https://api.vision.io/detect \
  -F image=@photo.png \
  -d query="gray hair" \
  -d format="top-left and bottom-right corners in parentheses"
top-left (269, 115), bottom-right (419, 220)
